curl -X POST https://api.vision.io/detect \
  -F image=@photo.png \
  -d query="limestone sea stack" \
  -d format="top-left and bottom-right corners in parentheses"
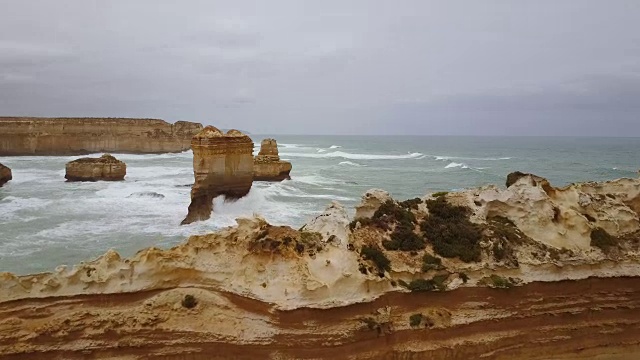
top-left (65, 154), bottom-right (126, 182)
top-left (0, 163), bottom-right (12, 187)
top-left (253, 138), bottom-right (292, 181)
top-left (182, 126), bottom-right (254, 225)
top-left (0, 117), bottom-right (203, 155)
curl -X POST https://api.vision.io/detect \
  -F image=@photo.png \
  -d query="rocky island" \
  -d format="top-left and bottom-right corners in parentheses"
top-left (0, 117), bottom-right (202, 155)
top-left (1, 172), bottom-right (640, 359)
top-left (182, 126), bottom-right (254, 225)
top-left (0, 163), bottom-right (11, 187)
top-left (65, 154), bottom-right (127, 182)
top-left (254, 138), bottom-right (292, 181)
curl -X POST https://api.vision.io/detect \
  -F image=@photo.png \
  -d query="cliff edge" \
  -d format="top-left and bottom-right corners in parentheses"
top-left (1, 172), bottom-right (640, 359)
top-left (0, 117), bottom-right (203, 155)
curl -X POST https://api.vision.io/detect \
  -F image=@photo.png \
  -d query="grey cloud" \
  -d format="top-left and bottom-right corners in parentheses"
top-left (0, 1), bottom-right (639, 135)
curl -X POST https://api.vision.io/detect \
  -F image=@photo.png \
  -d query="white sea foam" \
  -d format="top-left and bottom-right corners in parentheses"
top-left (279, 151), bottom-right (424, 160)
top-left (317, 149), bottom-right (327, 153)
top-left (339, 161), bottom-right (366, 167)
top-left (445, 162), bottom-right (469, 169)
top-left (329, 145), bottom-right (342, 149)
top-left (435, 155), bottom-right (512, 161)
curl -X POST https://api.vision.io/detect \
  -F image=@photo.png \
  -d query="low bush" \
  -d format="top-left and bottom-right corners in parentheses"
top-left (383, 225), bottom-right (425, 251)
top-left (361, 246), bottom-right (391, 274)
top-left (421, 197), bottom-right (481, 262)
top-left (590, 228), bottom-right (618, 251)
top-left (421, 254), bottom-right (444, 272)
top-left (488, 274), bottom-right (513, 289)
top-left (182, 294), bottom-right (198, 309)
top-left (432, 191), bottom-right (449, 198)
top-left (459, 272), bottom-right (469, 283)
top-left (409, 313), bottom-right (423, 327)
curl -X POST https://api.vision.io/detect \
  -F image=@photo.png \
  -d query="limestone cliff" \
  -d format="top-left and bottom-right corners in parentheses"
top-left (0, 117), bottom-right (202, 155)
top-left (2, 173), bottom-right (640, 359)
top-left (254, 138), bottom-right (292, 181)
top-left (181, 126), bottom-right (254, 224)
top-left (0, 163), bottom-right (11, 186)
top-left (65, 154), bottom-right (126, 182)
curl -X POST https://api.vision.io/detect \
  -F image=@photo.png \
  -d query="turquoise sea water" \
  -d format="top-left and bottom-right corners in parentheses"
top-left (1, 136), bottom-right (639, 274)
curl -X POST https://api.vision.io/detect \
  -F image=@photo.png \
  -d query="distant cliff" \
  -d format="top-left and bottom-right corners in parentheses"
top-left (0, 117), bottom-right (203, 155)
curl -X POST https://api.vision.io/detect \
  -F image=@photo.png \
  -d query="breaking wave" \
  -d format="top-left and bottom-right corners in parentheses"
top-left (329, 145), bottom-right (342, 149)
top-left (279, 151), bottom-right (424, 160)
top-left (339, 161), bottom-right (366, 167)
top-left (445, 162), bottom-right (469, 169)
top-left (434, 155), bottom-right (512, 161)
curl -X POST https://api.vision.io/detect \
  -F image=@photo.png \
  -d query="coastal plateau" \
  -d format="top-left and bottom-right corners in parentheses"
top-left (0, 117), bottom-right (203, 155)
top-left (1, 173), bottom-right (640, 359)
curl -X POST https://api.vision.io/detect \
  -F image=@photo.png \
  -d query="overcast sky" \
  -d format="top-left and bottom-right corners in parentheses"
top-left (1, 1), bottom-right (639, 135)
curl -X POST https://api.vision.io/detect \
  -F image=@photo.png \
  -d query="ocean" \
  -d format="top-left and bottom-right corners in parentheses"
top-left (1, 136), bottom-right (639, 274)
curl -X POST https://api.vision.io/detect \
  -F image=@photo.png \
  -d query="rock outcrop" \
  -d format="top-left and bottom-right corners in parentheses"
top-left (0, 163), bottom-right (11, 187)
top-left (2, 172), bottom-right (640, 359)
top-left (182, 127), bottom-right (254, 225)
top-left (253, 138), bottom-right (292, 181)
top-left (0, 117), bottom-right (202, 155)
top-left (354, 189), bottom-right (392, 219)
top-left (65, 154), bottom-right (126, 182)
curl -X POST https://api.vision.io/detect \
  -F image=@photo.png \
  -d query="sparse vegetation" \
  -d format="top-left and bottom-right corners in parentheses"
top-left (409, 313), bottom-right (423, 327)
top-left (459, 272), bottom-right (469, 283)
top-left (421, 254), bottom-right (444, 272)
top-left (432, 191), bottom-right (449, 198)
top-left (590, 228), bottom-right (618, 252)
top-left (361, 246), bottom-right (391, 274)
top-left (182, 294), bottom-right (198, 309)
top-left (487, 274), bottom-right (514, 289)
top-left (421, 197), bottom-right (482, 262)
top-left (383, 225), bottom-right (425, 251)
top-left (404, 274), bottom-right (448, 292)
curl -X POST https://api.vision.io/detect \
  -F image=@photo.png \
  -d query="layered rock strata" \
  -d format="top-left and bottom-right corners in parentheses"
top-left (0, 117), bottom-right (202, 155)
top-left (253, 138), bottom-right (292, 181)
top-left (0, 163), bottom-right (11, 187)
top-left (65, 154), bottom-right (126, 182)
top-left (2, 173), bottom-right (640, 359)
top-left (181, 126), bottom-right (254, 225)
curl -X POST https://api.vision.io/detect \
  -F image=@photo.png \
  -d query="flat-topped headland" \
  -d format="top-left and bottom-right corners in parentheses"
top-left (0, 117), bottom-right (203, 155)
top-left (1, 172), bottom-right (640, 359)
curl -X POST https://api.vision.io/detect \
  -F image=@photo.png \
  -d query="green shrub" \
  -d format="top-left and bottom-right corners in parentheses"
top-left (182, 294), bottom-right (198, 309)
top-left (432, 191), bottom-right (449, 198)
top-left (374, 200), bottom-right (417, 225)
top-left (421, 197), bottom-right (481, 262)
top-left (383, 226), bottom-right (425, 251)
top-left (405, 276), bottom-right (448, 292)
top-left (399, 197), bottom-right (423, 210)
top-left (361, 246), bottom-right (391, 274)
top-left (406, 278), bottom-right (436, 292)
top-left (488, 274), bottom-right (513, 289)
top-left (590, 228), bottom-right (618, 251)
top-left (459, 272), bottom-right (469, 283)
top-left (409, 313), bottom-right (423, 327)
top-left (421, 254), bottom-right (444, 272)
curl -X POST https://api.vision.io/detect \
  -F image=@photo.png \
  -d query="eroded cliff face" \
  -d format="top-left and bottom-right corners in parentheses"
top-left (181, 127), bottom-right (254, 224)
top-left (0, 117), bottom-right (203, 155)
top-left (65, 154), bottom-right (126, 182)
top-left (254, 138), bottom-right (292, 181)
top-left (2, 173), bottom-right (640, 359)
top-left (0, 163), bottom-right (11, 187)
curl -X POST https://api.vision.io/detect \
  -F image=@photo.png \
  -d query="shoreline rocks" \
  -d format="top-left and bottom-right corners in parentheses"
top-left (182, 126), bottom-right (254, 225)
top-left (0, 117), bottom-right (202, 155)
top-left (0, 163), bottom-right (11, 187)
top-left (65, 154), bottom-right (126, 182)
top-left (253, 138), bottom-right (292, 181)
